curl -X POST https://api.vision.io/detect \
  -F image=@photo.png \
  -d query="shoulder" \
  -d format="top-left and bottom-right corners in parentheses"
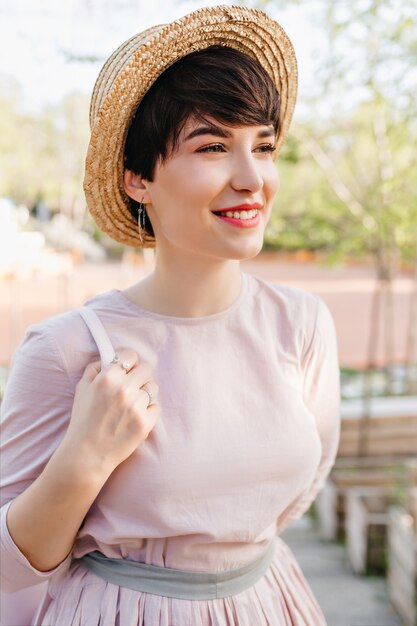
top-left (12, 289), bottom-right (122, 384)
top-left (247, 271), bottom-right (322, 324)
top-left (247, 272), bottom-right (318, 311)
top-left (245, 273), bottom-right (334, 357)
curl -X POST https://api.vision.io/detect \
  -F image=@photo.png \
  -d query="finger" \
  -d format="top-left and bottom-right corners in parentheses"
top-left (106, 349), bottom-right (139, 374)
top-left (139, 381), bottom-right (159, 406)
top-left (122, 360), bottom-right (152, 386)
top-left (131, 402), bottom-right (161, 442)
top-left (81, 360), bottom-right (102, 384)
top-left (143, 402), bottom-right (161, 424)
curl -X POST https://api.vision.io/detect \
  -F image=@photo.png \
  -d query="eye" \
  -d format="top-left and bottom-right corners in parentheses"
top-left (196, 143), bottom-right (225, 153)
top-left (255, 143), bottom-right (276, 154)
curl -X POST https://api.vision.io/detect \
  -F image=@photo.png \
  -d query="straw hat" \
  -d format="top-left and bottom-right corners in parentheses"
top-left (84, 5), bottom-right (298, 248)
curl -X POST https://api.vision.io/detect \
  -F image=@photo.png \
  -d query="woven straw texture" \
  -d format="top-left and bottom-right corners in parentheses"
top-left (84, 5), bottom-right (298, 248)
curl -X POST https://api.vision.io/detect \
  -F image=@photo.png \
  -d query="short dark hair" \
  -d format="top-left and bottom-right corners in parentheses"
top-left (124, 46), bottom-right (280, 236)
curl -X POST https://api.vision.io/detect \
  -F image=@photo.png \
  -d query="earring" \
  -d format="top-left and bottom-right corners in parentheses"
top-left (137, 200), bottom-right (146, 244)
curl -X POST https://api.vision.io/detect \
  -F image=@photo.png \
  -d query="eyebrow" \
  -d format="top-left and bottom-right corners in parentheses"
top-left (184, 123), bottom-right (276, 142)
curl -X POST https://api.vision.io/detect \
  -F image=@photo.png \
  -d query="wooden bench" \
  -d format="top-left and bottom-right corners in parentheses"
top-left (345, 486), bottom-right (392, 575)
top-left (388, 506), bottom-right (417, 626)
top-left (316, 398), bottom-right (417, 540)
top-left (315, 466), bottom-right (405, 541)
top-left (338, 397), bottom-right (417, 458)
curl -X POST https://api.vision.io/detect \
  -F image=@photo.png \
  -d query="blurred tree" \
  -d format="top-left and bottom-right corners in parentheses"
top-left (0, 90), bottom-right (90, 223)
top-left (50, 93), bottom-right (91, 227)
top-left (257, 0), bottom-right (417, 398)
top-left (2, 0), bottom-right (415, 382)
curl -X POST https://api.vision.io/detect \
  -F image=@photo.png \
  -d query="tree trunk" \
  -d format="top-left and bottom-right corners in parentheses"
top-left (360, 250), bottom-right (395, 455)
top-left (360, 270), bottom-right (382, 456)
top-left (405, 249), bottom-right (417, 395)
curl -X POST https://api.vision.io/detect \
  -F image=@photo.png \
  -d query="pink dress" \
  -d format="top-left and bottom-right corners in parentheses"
top-left (0, 272), bottom-right (340, 625)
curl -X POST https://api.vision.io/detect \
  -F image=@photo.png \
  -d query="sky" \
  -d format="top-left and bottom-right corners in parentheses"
top-left (0, 0), bottom-right (321, 119)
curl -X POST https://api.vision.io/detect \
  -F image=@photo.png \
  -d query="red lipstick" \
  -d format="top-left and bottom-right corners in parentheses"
top-left (211, 203), bottom-right (262, 229)
top-left (213, 203), bottom-right (262, 213)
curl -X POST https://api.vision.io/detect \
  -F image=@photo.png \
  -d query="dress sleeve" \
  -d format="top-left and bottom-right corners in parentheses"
top-left (277, 297), bottom-right (340, 533)
top-left (0, 322), bottom-right (76, 592)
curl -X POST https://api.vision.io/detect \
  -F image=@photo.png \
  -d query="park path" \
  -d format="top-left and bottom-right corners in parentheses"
top-left (283, 516), bottom-right (403, 626)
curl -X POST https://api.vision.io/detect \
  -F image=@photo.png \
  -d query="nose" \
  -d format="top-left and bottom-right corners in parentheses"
top-left (230, 152), bottom-right (263, 193)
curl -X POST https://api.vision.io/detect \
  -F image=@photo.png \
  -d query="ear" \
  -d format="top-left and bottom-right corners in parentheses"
top-left (123, 169), bottom-right (151, 203)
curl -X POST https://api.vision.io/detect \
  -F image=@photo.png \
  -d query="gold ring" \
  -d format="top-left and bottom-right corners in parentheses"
top-left (141, 387), bottom-right (152, 407)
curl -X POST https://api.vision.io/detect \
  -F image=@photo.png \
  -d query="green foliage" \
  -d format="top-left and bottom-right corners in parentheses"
top-left (259, 0), bottom-right (417, 270)
top-left (0, 88), bottom-right (90, 218)
top-left (265, 97), bottom-right (417, 266)
top-left (1, 0), bottom-right (415, 268)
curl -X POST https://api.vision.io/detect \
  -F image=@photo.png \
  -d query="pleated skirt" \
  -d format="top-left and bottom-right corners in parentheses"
top-left (35, 537), bottom-right (327, 626)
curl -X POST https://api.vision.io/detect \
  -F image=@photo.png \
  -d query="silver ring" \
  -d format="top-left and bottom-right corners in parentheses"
top-left (141, 386), bottom-right (153, 407)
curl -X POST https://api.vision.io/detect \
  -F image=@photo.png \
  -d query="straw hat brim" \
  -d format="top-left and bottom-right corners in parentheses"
top-left (84, 5), bottom-right (298, 248)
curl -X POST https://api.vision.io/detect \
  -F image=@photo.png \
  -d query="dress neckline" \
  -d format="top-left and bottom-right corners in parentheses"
top-left (111, 272), bottom-right (249, 325)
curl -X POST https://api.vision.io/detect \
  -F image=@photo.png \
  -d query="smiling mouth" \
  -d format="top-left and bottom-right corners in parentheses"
top-left (213, 208), bottom-right (259, 220)
top-left (212, 203), bottom-right (262, 221)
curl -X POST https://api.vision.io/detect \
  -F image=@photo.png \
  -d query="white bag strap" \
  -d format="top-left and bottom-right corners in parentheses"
top-left (78, 306), bottom-right (116, 369)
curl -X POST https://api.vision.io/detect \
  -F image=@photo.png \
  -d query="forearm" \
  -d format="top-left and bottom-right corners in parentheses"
top-left (6, 442), bottom-right (110, 572)
top-left (3, 340), bottom-right (158, 576)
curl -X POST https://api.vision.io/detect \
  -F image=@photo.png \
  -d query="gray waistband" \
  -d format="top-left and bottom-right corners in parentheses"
top-left (78, 540), bottom-right (275, 600)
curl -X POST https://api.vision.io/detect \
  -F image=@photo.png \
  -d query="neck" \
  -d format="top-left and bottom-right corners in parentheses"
top-left (125, 252), bottom-right (243, 318)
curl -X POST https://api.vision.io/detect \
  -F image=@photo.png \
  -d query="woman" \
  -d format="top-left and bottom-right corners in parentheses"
top-left (0, 6), bottom-right (340, 625)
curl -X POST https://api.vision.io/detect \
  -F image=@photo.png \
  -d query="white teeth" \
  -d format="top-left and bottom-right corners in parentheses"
top-left (216, 209), bottom-right (258, 220)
